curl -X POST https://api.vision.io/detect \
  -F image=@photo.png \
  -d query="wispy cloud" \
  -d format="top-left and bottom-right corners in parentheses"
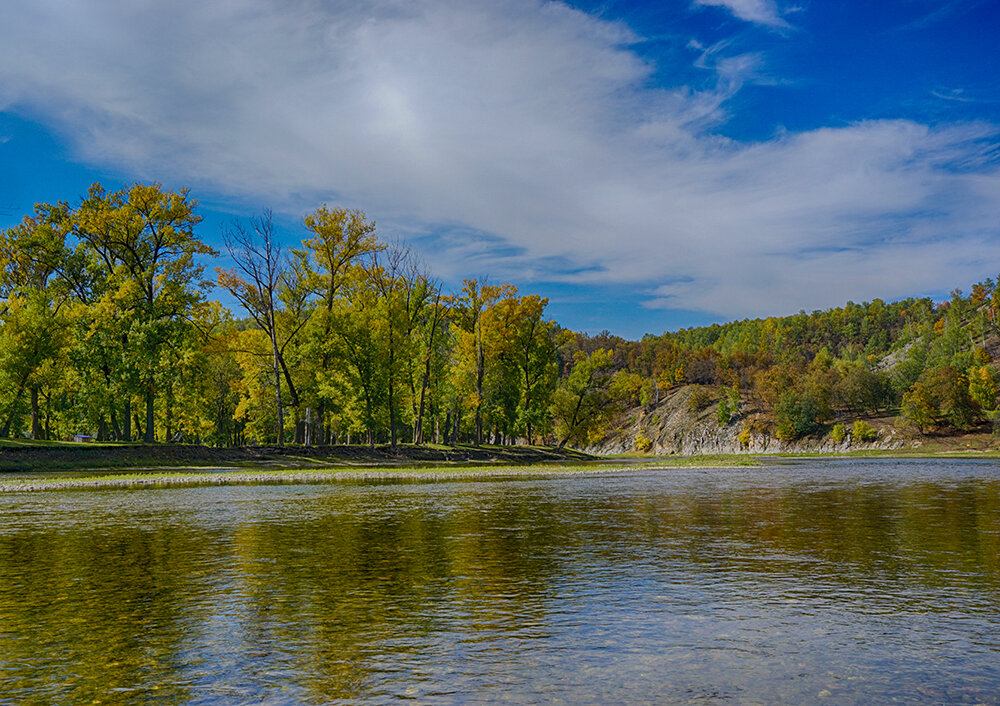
top-left (692, 0), bottom-right (793, 29)
top-left (895, 0), bottom-right (989, 32)
top-left (0, 0), bottom-right (997, 321)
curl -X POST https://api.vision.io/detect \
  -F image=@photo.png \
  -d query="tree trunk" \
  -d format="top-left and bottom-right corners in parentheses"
top-left (30, 387), bottom-right (41, 440)
top-left (145, 382), bottom-right (155, 442)
top-left (124, 396), bottom-right (131, 441)
top-left (1, 377), bottom-right (27, 438)
top-left (110, 407), bottom-right (122, 442)
top-left (269, 322), bottom-right (284, 447)
top-left (43, 391), bottom-right (51, 441)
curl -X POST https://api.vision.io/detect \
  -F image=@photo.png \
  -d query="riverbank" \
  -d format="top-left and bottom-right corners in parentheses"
top-left (0, 455), bottom-right (761, 492)
top-left (0, 441), bottom-right (595, 473)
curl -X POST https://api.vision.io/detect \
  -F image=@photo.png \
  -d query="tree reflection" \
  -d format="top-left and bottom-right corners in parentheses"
top-left (0, 467), bottom-right (999, 701)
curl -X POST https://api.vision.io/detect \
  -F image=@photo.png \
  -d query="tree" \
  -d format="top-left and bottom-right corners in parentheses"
top-left (0, 205), bottom-right (73, 438)
top-left (450, 279), bottom-right (512, 445)
top-left (509, 294), bottom-right (557, 444)
top-left (296, 205), bottom-right (381, 443)
top-left (71, 183), bottom-right (215, 442)
top-left (551, 347), bottom-right (617, 448)
top-left (968, 365), bottom-right (998, 412)
top-left (218, 211), bottom-right (308, 446)
top-left (900, 366), bottom-right (980, 433)
top-left (411, 278), bottom-right (446, 444)
top-left (900, 381), bottom-right (937, 434)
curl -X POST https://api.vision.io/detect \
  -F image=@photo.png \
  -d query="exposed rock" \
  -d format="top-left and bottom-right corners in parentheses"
top-left (586, 384), bottom-right (905, 455)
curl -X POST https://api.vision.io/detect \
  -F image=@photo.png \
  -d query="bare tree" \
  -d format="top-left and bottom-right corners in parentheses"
top-left (218, 210), bottom-right (289, 445)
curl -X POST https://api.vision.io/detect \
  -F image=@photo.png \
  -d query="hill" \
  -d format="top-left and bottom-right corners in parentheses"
top-left (568, 282), bottom-right (1000, 454)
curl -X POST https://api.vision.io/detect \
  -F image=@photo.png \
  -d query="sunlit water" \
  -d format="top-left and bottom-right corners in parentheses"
top-left (1, 458), bottom-right (999, 703)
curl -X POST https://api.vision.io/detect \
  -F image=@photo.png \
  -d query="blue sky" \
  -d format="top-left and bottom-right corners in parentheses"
top-left (1, 0), bottom-right (998, 338)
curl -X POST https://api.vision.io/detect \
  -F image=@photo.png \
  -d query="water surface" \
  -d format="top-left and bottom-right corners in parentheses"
top-left (1, 458), bottom-right (998, 703)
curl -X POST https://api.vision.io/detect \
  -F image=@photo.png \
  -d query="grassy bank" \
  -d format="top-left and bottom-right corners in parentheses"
top-left (0, 441), bottom-right (595, 473)
top-left (0, 455), bottom-right (760, 493)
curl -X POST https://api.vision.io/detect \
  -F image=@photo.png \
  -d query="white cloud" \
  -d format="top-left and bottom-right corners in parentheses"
top-left (0, 0), bottom-right (997, 322)
top-left (693, 0), bottom-right (792, 29)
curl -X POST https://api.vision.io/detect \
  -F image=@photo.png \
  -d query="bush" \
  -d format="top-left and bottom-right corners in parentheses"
top-left (634, 432), bottom-right (653, 453)
top-left (900, 365), bottom-right (980, 433)
top-left (852, 419), bottom-right (877, 442)
top-left (830, 423), bottom-right (846, 444)
top-left (737, 428), bottom-right (752, 448)
top-left (687, 387), bottom-right (713, 413)
top-left (717, 396), bottom-right (732, 426)
top-left (774, 390), bottom-right (831, 441)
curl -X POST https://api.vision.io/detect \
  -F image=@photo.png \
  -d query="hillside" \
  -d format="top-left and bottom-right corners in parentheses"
top-left (573, 283), bottom-right (1000, 455)
top-left (584, 383), bottom-right (992, 455)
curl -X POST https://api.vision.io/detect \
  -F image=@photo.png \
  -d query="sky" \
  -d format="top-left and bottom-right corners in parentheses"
top-left (1, 0), bottom-right (998, 339)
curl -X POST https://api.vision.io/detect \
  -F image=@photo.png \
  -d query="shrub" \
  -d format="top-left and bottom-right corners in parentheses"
top-left (687, 387), bottom-right (713, 413)
top-left (899, 365), bottom-right (980, 433)
top-left (737, 428), bottom-right (752, 448)
top-left (852, 419), bottom-right (877, 443)
top-left (774, 390), bottom-right (831, 440)
top-left (634, 432), bottom-right (653, 453)
top-left (717, 396), bottom-right (732, 426)
top-left (830, 423), bottom-right (846, 444)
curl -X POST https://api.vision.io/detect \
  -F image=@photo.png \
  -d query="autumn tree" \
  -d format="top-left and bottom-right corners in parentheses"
top-left (296, 206), bottom-right (382, 442)
top-left (551, 347), bottom-right (617, 448)
top-left (0, 204), bottom-right (74, 438)
top-left (450, 279), bottom-right (512, 445)
top-left (70, 183), bottom-right (215, 442)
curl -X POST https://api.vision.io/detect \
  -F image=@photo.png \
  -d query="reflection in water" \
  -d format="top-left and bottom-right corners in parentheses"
top-left (1, 459), bottom-right (999, 703)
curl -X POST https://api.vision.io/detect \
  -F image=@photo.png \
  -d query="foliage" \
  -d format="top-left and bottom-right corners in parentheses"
top-left (687, 387), bottom-right (713, 413)
top-left (851, 419), bottom-right (877, 443)
top-left (717, 385), bottom-right (739, 426)
top-left (900, 366), bottom-right (980, 432)
top-left (830, 423), bottom-right (846, 444)
top-left (5, 184), bottom-right (1000, 449)
top-left (774, 389), bottom-right (830, 441)
top-left (550, 348), bottom-right (617, 448)
top-left (634, 432), bottom-right (652, 453)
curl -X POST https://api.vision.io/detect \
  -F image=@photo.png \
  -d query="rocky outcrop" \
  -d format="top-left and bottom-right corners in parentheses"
top-left (586, 384), bottom-right (906, 455)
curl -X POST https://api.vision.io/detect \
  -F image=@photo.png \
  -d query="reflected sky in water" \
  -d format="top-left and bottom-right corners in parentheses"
top-left (1, 458), bottom-right (999, 703)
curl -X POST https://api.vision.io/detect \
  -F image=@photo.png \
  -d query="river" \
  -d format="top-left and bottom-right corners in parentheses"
top-left (1, 458), bottom-right (998, 703)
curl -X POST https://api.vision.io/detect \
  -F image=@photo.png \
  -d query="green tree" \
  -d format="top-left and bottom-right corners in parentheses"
top-left (74, 183), bottom-right (214, 442)
top-left (551, 347), bottom-right (617, 448)
top-left (0, 206), bottom-right (73, 438)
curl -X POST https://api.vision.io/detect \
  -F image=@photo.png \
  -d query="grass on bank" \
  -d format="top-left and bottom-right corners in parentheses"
top-left (0, 455), bottom-right (761, 492)
top-left (0, 441), bottom-right (597, 473)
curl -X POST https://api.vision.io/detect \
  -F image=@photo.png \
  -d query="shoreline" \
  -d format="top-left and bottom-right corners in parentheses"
top-left (0, 454), bottom-right (764, 493)
top-left (0, 442), bottom-right (593, 474)
top-left (0, 463), bottom-right (696, 493)
top-left (2, 449), bottom-right (999, 493)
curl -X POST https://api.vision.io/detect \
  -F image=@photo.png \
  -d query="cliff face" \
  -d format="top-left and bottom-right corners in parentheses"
top-left (585, 384), bottom-right (906, 455)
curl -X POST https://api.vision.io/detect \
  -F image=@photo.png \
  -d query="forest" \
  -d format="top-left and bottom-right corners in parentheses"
top-left (2, 182), bottom-right (998, 449)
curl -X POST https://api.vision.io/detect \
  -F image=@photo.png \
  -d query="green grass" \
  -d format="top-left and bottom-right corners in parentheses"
top-left (0, 455), bottom-right (762, 492)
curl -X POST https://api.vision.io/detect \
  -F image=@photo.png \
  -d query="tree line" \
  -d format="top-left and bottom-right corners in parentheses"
top-left (2, 182), bottom-right (998, 449)
top-left (0, 183), bottom-right (620, 447)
